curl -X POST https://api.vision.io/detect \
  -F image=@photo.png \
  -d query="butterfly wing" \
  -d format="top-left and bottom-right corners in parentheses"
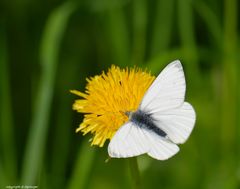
top-left (140, 60), bottom-right (186, 114)
top-left (108, 122), bottom-right (179, 160)
top-left (140, 60), bottom-right (195, 144)
top-left (145, 131), bottom-right (179, 160)
top-left (108, 122), bottom-right (149, 158)
top-left (152, 102), bottom-right (196, 144)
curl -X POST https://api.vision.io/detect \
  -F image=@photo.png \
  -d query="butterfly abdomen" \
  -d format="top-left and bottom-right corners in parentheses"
top-left (130, 110), bottom-right (167, 137)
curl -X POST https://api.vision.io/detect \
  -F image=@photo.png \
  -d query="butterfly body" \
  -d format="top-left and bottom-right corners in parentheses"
top-left (129, 110), bottom-right (167, 138)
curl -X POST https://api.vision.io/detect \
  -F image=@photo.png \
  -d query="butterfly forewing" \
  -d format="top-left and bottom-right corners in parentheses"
top-left (140, 60), bottom-right (186, 114)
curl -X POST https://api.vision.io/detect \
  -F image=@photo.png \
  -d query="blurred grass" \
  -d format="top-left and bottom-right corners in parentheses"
top-left (220, 0), bottom-right (238, 188)
top-left (0, 22), bottom-right (16, 185)
top-left (0, 0), bottom-right (240, 188)
top-left (150, 0), bottom-right (174, 57)
top-left (21, 2), bottom-right (77, 185)
top-left (107, 6), bottom-right (130, 66)
top-left (67, 141), bottom-right (96, 189)
top-left (132, 0), bottom-right (147, 65)
top-left (128, 157), bottom-right (141, 189)
top-left (193, 0), bottom-right (222, 46)
top-left (177, 0), bottom-right (199, 80)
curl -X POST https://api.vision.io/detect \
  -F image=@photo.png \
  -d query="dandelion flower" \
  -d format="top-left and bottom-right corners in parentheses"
top-left (71, 65), bottom-right (155, 147)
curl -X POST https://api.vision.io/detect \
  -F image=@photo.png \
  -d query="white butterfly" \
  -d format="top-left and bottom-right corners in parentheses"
top-left (108, 60), bottom-right (196, 160)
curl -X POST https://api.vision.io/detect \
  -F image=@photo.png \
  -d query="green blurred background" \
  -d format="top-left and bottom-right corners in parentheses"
top-left (0, 0), bottom-right (239, 188)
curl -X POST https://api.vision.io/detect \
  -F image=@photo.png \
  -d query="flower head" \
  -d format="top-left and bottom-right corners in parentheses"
top-left (71, 65), bottom-right (154, 147)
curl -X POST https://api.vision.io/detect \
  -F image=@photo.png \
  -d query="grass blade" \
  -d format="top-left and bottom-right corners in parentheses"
top-left (0, 160), bottom-right (7, 188)
top-left (150, 0), bottom-right (174, 57)
top-left (0, 21), bottom-right (17, 184)
top-left (132, 0), bottom-right (147, 65)
top-left (107, 7), bottom-right (130, 66)
top-left (193, 1), bottom-right (222, 47)
top-left (220, 3), bottom-right (238, 188)
top-left (67, 141), bottom-right (96, 189)
top-left (177, 0), bottom-right (199, 79)
top-left (21, 2), bottom-right (76, 185)
top-left (221, 0), bottom-right (238, 153)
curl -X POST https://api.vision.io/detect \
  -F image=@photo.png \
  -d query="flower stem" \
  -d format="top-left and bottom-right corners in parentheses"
top-left (128, 157), bottom-right (141, 189)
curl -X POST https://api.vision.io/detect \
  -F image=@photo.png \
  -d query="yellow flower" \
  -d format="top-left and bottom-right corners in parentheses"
top-left (71, 65), bottom-right (155, 147)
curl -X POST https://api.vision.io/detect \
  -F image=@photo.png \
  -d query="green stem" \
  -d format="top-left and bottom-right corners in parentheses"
top-left (128, 157), bottom-right (141, 189)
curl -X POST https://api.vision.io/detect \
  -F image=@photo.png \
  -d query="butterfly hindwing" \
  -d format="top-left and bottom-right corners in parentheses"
top-left (152, 102), bottom-right (196, 144)
top-left (146, 131), bottom-right (179, 160)
top-left (108, 121), bottom-right (180, 160)
top-left (108, 122), bottom-right (149, 158)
